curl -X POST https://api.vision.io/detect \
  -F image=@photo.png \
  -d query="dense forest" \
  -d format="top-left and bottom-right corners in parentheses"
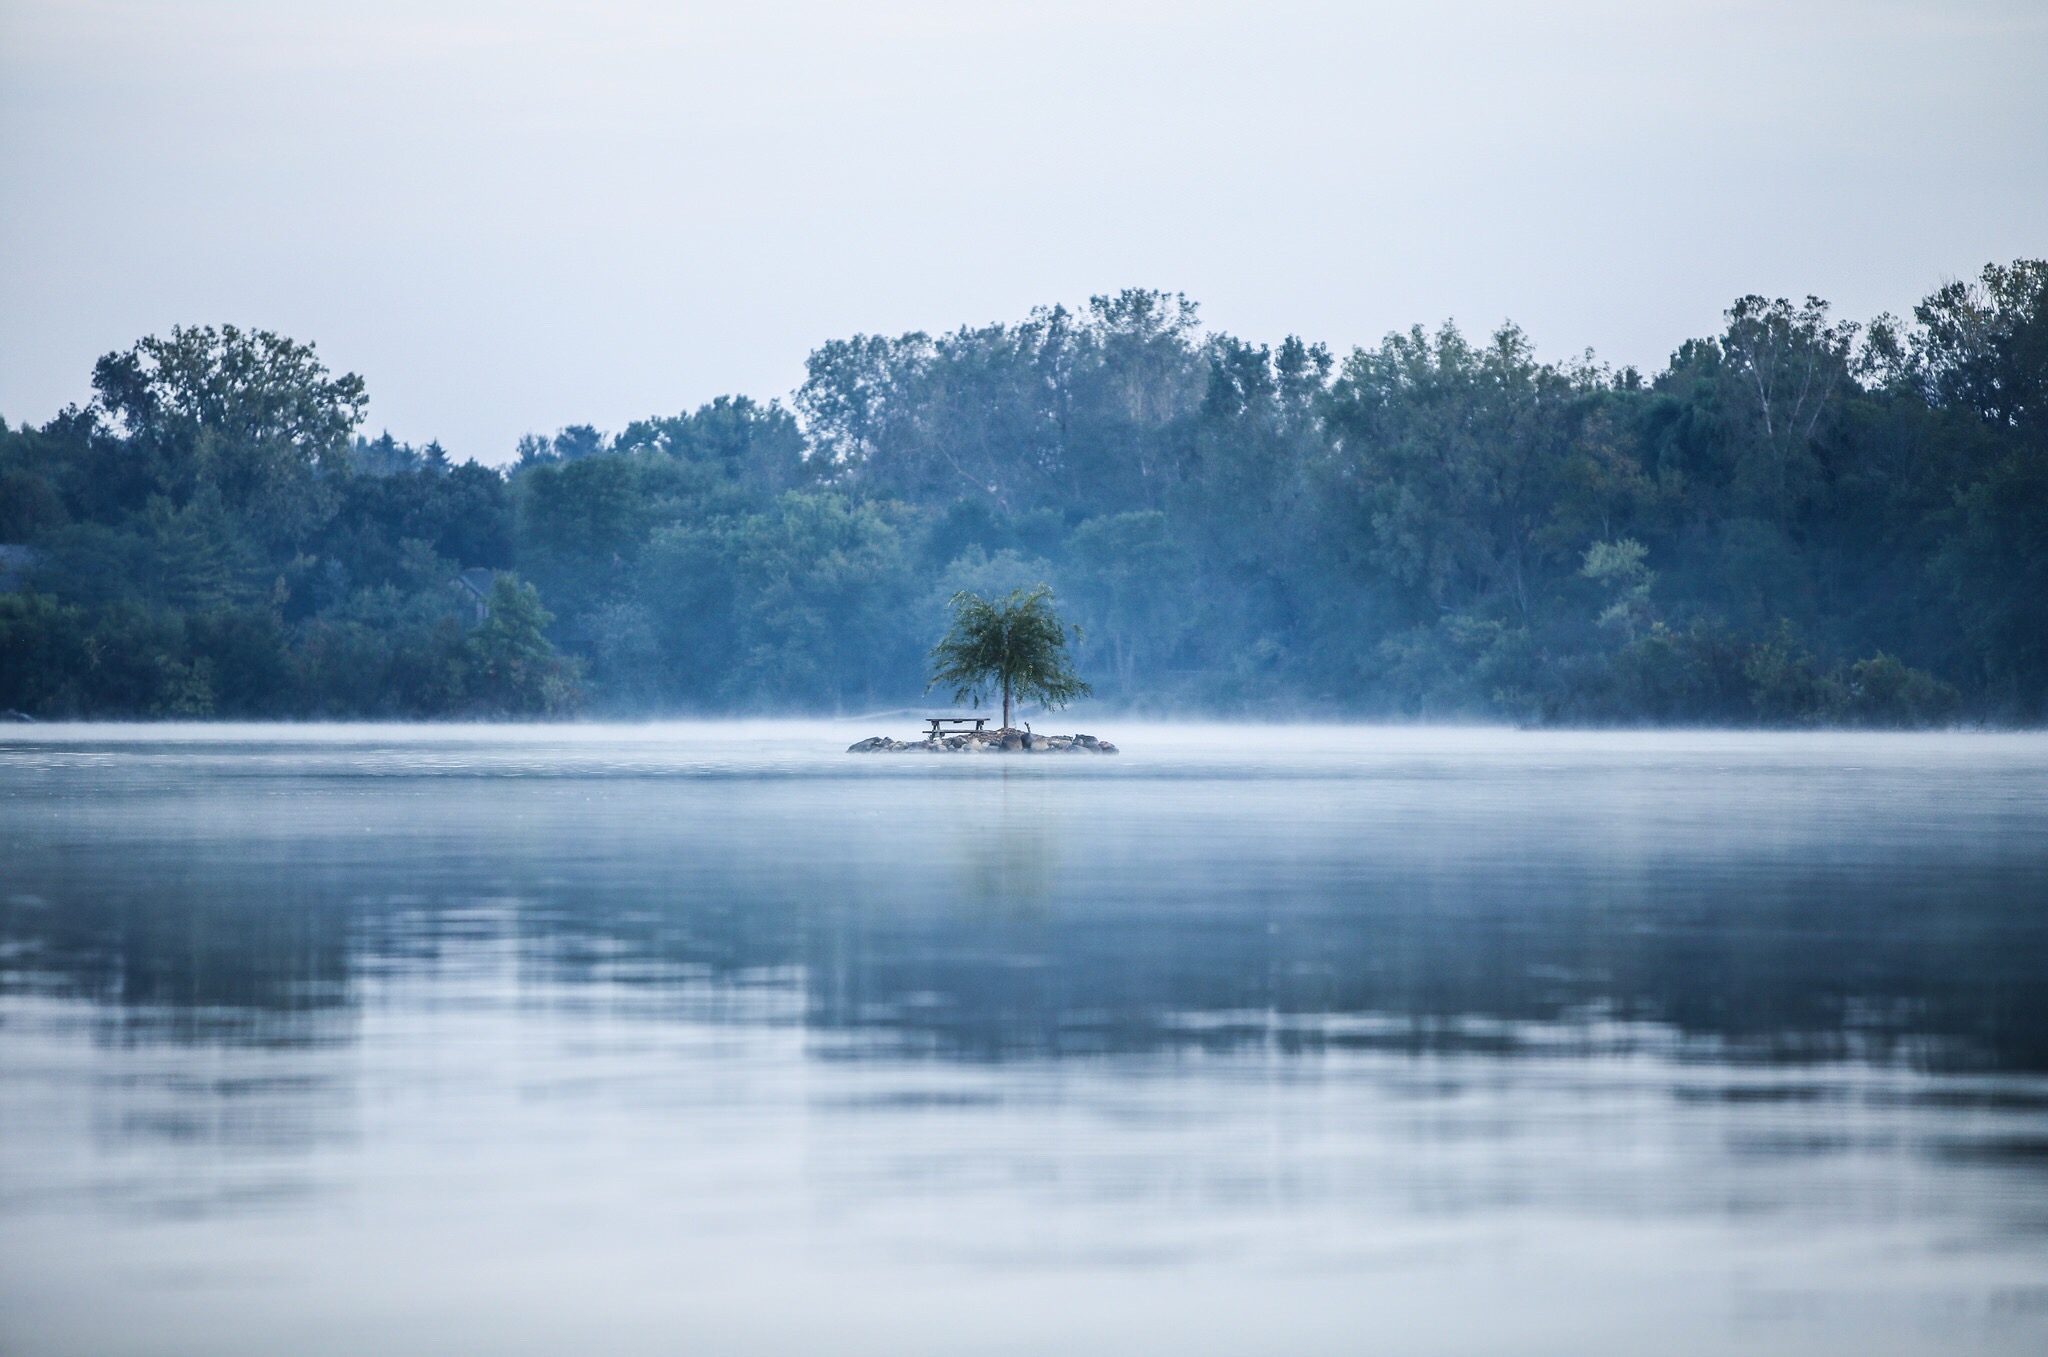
top-left (2, 261), bottom-right (2045, 723)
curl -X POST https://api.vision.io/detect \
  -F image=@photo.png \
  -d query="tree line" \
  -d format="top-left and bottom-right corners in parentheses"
top-left (2, 261), bottom-right (2044, 722)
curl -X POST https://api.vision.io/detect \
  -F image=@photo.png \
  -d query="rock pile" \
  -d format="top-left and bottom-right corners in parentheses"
top-left (847, 728), bottom-right (1118, 754)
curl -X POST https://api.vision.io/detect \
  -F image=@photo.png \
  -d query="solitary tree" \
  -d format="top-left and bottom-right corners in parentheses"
top-left (927, 584), bottom-right (1091, 730)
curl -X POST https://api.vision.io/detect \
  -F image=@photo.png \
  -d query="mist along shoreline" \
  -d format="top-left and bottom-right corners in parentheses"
top-left (2, 714), bottom-right (2045, 733)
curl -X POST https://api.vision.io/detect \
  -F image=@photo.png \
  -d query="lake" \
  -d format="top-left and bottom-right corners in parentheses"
top-left (3, 724), bottom-right (2047, 1355)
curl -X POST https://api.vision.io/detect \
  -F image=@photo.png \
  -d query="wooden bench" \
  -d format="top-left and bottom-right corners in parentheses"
top-left (926, 717), bottom-right (991, 737)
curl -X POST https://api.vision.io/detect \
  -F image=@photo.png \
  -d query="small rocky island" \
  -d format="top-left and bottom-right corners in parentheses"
top-left (881, 586), bottom-right (1109, 752)
top-left (848, 728), bottom-right (1118, 754)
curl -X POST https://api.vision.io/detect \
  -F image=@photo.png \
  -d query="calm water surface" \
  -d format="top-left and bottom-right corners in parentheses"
top-left (3, 723), bottom-right (2047, 1355)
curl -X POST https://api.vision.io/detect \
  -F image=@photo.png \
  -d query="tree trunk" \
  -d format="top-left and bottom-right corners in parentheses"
top-left (1002, 676), bottom-right (1011, 730)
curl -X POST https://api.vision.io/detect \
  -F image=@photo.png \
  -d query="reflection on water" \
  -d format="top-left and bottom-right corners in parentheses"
top-left (3, 724), bottom-right (2047, 1355)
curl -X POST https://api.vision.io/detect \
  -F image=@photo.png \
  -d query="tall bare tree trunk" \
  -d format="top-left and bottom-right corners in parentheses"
top-left (1003, 676), bottom-right (1011, 730)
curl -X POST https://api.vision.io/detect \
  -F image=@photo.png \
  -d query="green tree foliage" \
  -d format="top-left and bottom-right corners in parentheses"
top-left (0, 329), bottom-right (572, 719)
top-left (796, 291), bottom-right (1204, 511)
top-left (1908, 260), bottom-right (2048, 435)
top-left (1582, 539), bottom-right (1655, 639)
top-left (467, 576), bottom-right (582, 716)
top-left (927, 585), bottom-right (1091, 729)
top-left (1938, 447), bottom-right (2048, 703)
top-left (3, 264), bottom-right (2046, 723)
top-left (1322, 322), bottom-right (1617, 624)
top-left (1064, 510), bottom-right (1196, 696)
top-left (90, 324), bottom-right (366, 546)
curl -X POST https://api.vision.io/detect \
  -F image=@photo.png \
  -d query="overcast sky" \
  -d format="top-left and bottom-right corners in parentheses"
top-left (2, 0), bottom-right (2043, 461)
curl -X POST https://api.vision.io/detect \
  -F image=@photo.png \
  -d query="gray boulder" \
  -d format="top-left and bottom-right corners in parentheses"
top-left (848, 728), bottom-right (1118, 753)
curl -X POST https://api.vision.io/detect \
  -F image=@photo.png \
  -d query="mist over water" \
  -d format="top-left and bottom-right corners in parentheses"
top-left (4, 725), bottom-right (2048, 1355)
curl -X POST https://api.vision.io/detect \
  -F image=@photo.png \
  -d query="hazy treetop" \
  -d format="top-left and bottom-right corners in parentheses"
top-left (2, 0), bottom-right (2044, 458)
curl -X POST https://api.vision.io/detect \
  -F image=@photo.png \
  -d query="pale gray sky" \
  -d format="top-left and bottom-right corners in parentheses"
top-left (2, 0), bottom-right (2044, 461)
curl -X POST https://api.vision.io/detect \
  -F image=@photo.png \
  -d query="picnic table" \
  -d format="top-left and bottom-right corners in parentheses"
top-left (925, 717), bottom-right (991, 737)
